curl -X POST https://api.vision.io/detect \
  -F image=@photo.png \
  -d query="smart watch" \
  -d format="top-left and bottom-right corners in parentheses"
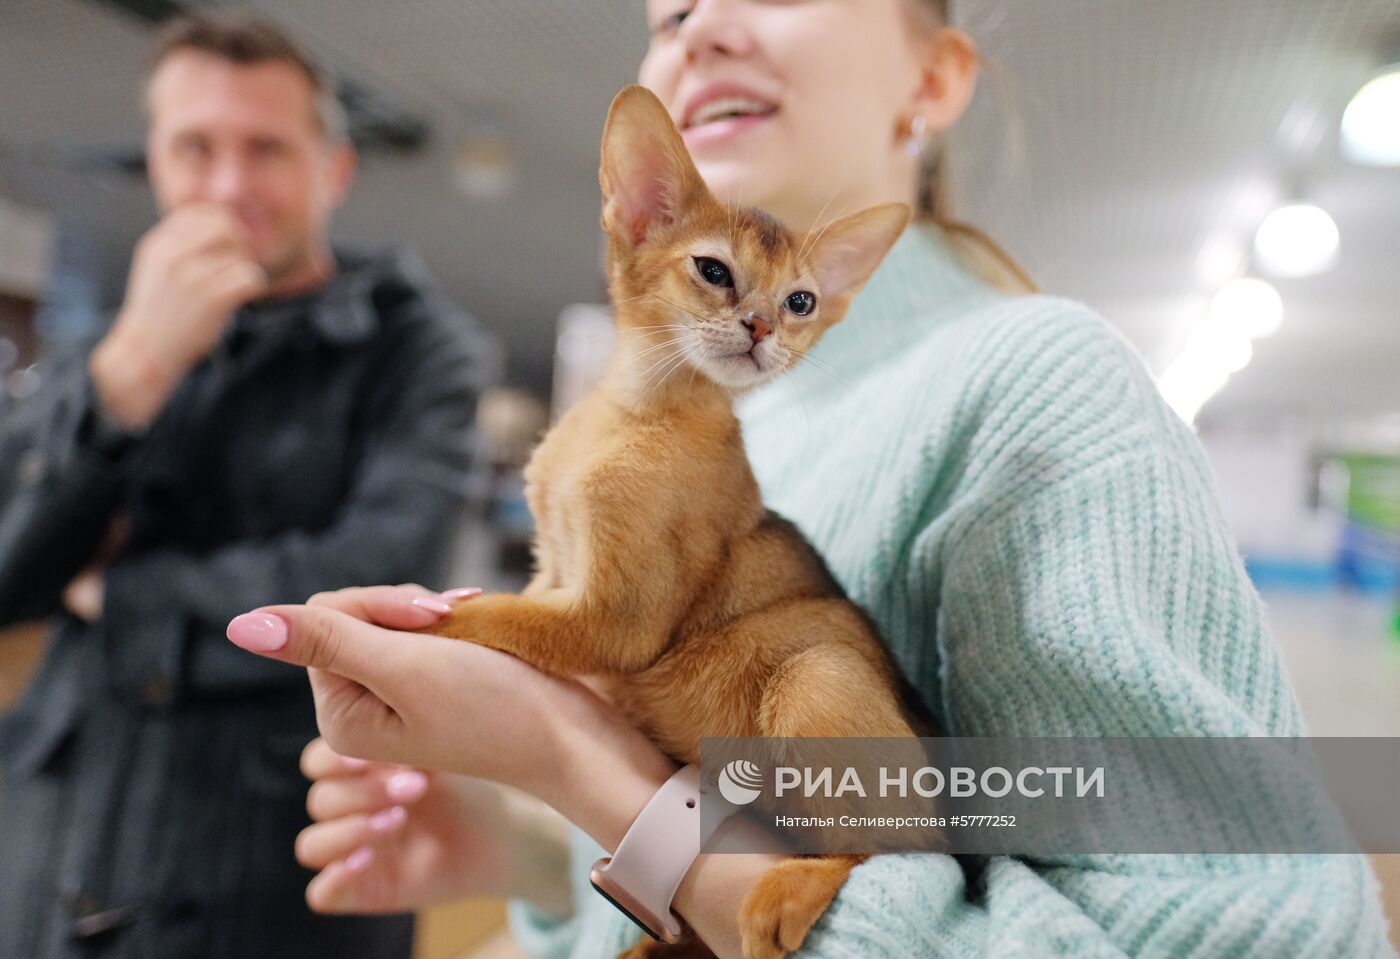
top-left (589, 763), bottom-right (709, 943)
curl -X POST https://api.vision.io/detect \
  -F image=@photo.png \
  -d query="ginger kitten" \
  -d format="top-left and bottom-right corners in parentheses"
top-left (427, 86), bottom-right (929, 959)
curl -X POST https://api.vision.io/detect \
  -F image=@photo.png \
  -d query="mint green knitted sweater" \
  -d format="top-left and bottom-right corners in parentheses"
top-left (508, 224), bottom-right (1394, 958)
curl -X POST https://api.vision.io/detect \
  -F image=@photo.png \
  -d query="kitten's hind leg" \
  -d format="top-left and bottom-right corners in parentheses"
top-left (736, 855), bottom-right (864, 959)
top-left (758, 640), bottom-right (916, 740)
top-left (736, 641), bottom-right (921, 958)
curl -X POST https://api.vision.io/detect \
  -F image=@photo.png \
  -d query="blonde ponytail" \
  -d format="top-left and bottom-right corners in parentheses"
top-left (910, 0), bottom-right (1037, 295)
top-left (918, 145), bottom-right (1036, 293)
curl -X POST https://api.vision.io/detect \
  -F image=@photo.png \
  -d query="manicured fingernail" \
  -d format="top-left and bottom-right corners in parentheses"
top-left (345, 847), bottom-right (374, 873)
top-left (226, 612), bottom-right (288, 652)
top-left (386, 771), bottom-right (428, 802)
top-left (439, 587), bottom-right (484, 602)
top-left (410, 596), bottom-right (453, 614)
top-left (341, 756), bottom-right (369, 771)
top-left (369, 806), bottom-right (407, 833)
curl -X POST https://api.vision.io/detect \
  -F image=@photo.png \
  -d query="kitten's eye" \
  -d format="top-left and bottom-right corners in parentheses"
top-left (694, 257), bottom-right (733, 288)
top-left (785, 291), bottom-right (816, 316)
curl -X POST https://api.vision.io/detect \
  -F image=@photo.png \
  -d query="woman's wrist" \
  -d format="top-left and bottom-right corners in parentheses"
top-left (524, 691), bottom-right (787, 959)
top-left (540, 718), bottom-right (783, 959)
top-left (531, 684), bottom-right (676, 853)
top-left (89, 322), bottom-right (179, 430)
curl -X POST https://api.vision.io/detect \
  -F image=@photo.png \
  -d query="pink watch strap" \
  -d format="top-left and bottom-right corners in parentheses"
top-left (589, 763), bottom-right (705, 943)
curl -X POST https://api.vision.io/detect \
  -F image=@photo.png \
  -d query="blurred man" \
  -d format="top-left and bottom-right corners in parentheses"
top-left (0, 12), bottom-right (493, 958)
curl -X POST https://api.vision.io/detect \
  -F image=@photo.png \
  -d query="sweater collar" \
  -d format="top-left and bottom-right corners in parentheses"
top-left (807, 222), bottom-right (997, 378)
top-left (739, 222), bottom-right (1000, 414)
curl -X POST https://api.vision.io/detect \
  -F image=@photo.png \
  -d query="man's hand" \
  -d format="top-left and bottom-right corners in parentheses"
top-left (91, 203), bottom-right (267, 429)
top-left (62, 569), bottom-right (104, 623)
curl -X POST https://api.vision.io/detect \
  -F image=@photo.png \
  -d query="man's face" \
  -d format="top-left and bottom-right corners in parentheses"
top-left (146, 49), bottom-right (354, 281)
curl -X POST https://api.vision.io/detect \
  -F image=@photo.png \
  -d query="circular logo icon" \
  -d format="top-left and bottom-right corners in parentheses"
top-left (718, 759), bottom-right (763, 805)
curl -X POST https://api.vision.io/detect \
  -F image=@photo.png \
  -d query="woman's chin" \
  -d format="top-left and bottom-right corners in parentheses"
top-left (694, 164), bottom-right (782, 217)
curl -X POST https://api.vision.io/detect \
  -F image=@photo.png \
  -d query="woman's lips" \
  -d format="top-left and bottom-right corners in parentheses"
top-left (681, 110), bottom-right (777, 149)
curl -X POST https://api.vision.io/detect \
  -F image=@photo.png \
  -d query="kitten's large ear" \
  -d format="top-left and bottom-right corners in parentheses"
top-left (600, 85), bottom-right (710, 249)
top-left (806, 203), bottom-right (912, 303)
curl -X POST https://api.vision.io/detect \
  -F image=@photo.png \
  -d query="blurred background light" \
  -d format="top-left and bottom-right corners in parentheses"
top-left (1253, 202), bottom-right (1340, 278)
top-left (1158, 316), bottom-right (1256, 424)
top-left (1158, 353), bottom-right (1231, 425)
top-left (1159, 277), bottom-right (1284, 424)
top-left (1187, 321), bottom-right (1255, 373)
top-left (1210, 276), bottom-right (1285, 339)
top-left (1196, 232), bottom-right (1248, 286)
top-left (1341, 67), bottom-right (1400, 167)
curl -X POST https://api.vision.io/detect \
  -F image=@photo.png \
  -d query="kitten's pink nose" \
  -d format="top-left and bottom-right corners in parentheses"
top-left (742, 314), bottom-right (772, 344)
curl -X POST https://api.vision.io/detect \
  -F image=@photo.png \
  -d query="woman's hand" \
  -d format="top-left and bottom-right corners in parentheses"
top-left (295, 739), bottom-right (502, 913)
top-left (295, 738), bottom-right (572, 917)
top-left (225, 584), bottom-right (616, 800)
top-left (226, 584), bottom-right (771, 959)
top-left (225, 584), bottom-right (676, 842)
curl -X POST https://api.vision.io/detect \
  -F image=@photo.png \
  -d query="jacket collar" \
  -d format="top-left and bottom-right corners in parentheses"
top-left (230, 247), bottom-right (429, 348)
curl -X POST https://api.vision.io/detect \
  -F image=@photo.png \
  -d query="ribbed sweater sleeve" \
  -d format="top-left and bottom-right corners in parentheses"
top-left (931, 300), bottom-right (1298, 740)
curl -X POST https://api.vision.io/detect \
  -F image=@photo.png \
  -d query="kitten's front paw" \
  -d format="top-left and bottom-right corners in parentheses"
top-left (423, 604), bottom-right (475, 642)
top-left (737, 858), bottom-right (852, 959)
top-left (418, 595), bottom-right (494, 646)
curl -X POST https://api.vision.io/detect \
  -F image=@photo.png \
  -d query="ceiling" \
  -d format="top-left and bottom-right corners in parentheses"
top-left (1, 0), bottom-right (1397, 418)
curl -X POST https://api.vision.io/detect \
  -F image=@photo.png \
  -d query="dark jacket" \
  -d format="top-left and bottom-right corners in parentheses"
top-left (0, 248), bottom-right (495, 958)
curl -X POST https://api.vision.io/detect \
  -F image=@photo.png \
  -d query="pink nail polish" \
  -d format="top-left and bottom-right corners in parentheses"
top-left (439, 587), bottom-right (484, 602)
top-left (226, 612), bottom-right (288, 652)
top-left (385, 771), bottom-right (428, 802)
top-left (410, 596), bottom-right (454, 614)
top-left (369, 806), bottom-right (407, 832)
top-left (345, 847), bottom-right (374, 873)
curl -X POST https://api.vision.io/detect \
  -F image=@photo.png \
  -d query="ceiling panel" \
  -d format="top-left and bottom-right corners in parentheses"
top-left (0, 0), bottom-right (1395, 414)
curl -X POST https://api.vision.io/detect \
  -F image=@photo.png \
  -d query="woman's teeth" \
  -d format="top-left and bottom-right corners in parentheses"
top-left (690, 98), bottom-right (776, 127)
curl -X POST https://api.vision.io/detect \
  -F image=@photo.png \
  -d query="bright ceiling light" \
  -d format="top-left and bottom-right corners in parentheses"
top-left (1158, 354), bottom-right (1230, 424)
top-left (1185, 322), bottom-right (1253, 374)
top-left (1157, 314), bottom-right (1253, 424)
top-left (1209, 277), bottom-right (1284, 339)
top-left (1196, 233), bottom-right (1246, 286)
top-left (1341, 67), bottom-right (1400, 166)
top-left (1253, 203), bottom-right (1340, 277)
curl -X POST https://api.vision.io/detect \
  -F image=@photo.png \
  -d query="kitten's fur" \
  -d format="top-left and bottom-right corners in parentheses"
top-left (427, 86), bottom-right (930, 959)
